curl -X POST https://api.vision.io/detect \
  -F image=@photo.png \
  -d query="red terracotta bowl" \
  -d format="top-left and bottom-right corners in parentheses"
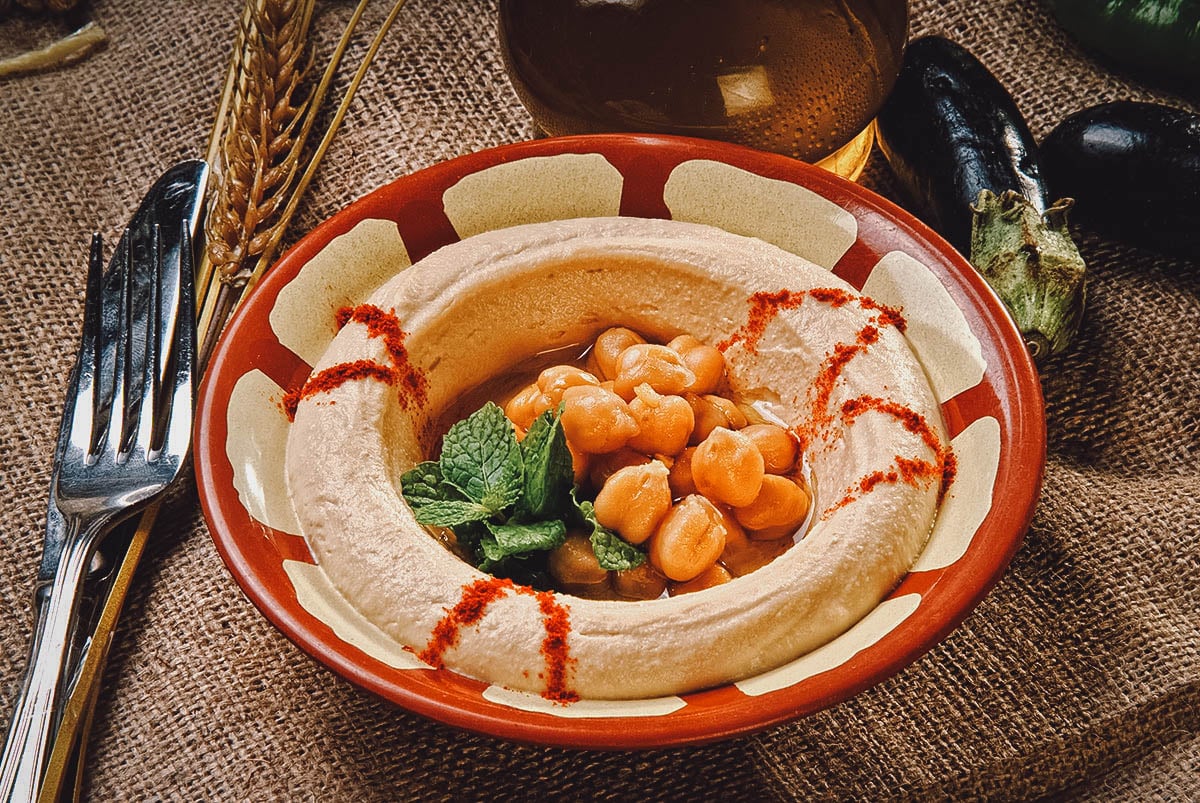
top-left (194, 134), bottom-right (1044, 748)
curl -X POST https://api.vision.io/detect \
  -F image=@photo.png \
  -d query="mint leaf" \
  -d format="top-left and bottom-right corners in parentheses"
top-left (572, 490), bottom-right (646, 571)
top-left (412, 500), bottom-right (492, 527)
top-left (479, 533), bottom-right (507, 564)
top-left (400, 461), bottom-right (487, 526)
top-left (439, 402), bottom-right (523, 513)
top-left (518, 408), bottom-right (574, 519)
top-left (400, 461), bottom-right (452, 507)
top-left (590, 526), bottom-right (646, 571)
top-left (485, 519), bottom-right (567, 557)
top-left (450, 521), bottom-right (488, 560)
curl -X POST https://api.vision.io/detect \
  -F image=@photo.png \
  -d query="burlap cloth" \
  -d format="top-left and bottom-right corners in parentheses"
top-left (1, 0), bottom-right (1196, 799)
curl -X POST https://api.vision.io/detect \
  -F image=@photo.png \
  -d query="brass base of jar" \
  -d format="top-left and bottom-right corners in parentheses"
top-left (814, 121), bottom-right (876, 182)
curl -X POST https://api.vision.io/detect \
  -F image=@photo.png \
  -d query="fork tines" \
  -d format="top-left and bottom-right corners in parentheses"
top-left (80, 223), bottom-right (193, 467)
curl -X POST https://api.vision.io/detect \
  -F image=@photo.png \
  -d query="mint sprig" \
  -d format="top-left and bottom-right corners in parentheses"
top-left (518, 407), bottom-right (574, 519)
top-left (400, 401), bottom-right (644, 580)
top-left (439, 402), bottom-right (524, 513)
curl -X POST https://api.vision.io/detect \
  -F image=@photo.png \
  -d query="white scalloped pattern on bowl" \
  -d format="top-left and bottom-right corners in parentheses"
top-left (228, 369), bottom-right (300, 536)
top-left (912, 416), bottom-right (1001, 573)
top-left (481, 686), bottom-right (686, 718)
top-left (270, 217), bottom-right (410, 366)
top-left (443, 153), bottom-right (623, 240)
top-left (663, 159), bottom-right (858, 269)
top-left (861, 250), bottom-right (987, 403)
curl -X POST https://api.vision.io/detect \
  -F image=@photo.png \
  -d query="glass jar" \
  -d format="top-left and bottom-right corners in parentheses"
top-left (498, 0), bottom-right (908, 180)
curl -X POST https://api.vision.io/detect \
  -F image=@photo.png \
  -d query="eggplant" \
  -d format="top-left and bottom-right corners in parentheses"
top-left (1047, 0), bottom-right (1200, 88)
top-left (1041, 101), bottom-right (1200, 262)
top-left (876, 35), bottom-right (1087, 362)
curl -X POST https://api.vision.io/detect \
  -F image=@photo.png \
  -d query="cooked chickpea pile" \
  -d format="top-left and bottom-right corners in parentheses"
top-left (503, 327), bottom-right (811, 601)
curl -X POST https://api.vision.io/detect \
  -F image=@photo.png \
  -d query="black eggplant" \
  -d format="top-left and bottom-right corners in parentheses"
top-left (876, 35), bottom-right (1087, 362)
top-left (1047, 0), bottom-right (1200, 89)
top-left (1041, 101), bottom-right (1200, 262)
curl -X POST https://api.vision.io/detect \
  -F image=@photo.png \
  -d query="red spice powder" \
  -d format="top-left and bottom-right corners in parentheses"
top-left (808, 287), bottom-right (854, 307)
top-left (719, 287), bottom-right (906, 355)
top-left (418, 577), bottom-right (514, 668)
top-left (810, 343), bottom-right (864, 424)
top-left (718, 289), bottom-right (806, 353)
top-left (533, 590), bottom-right (578, 704)
top-left (859, 469), bottom-right (898, 494)
top-left (895, 455), bottom-right (935, 485)
top-left (418, 579), bottom-right (578, 703)
top-left (281, 304), bottom-right (429, 420)
top-left (282, 360), bottom-right (396, 422)
top-left (281, 388), bottom-right (303, 421)
top-left (824, 394), bottom-right (958, 513)
top-left (841, 395), bottom-right (941, 454)
top-left (860, 298), bottom-right (908, 333)
top-left (857, 325), bottom-right (880, 346)
top-left (342, 304), bottom-right (429, 410)
top-left (939, 450), bottom-right (959, 501)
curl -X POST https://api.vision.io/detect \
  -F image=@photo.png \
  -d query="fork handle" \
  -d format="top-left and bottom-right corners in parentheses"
top-left (0, 519), bottom-right (103, 803)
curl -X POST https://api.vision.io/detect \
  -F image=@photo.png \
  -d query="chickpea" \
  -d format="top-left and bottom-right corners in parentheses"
top-left (593, 462), bottom-right (672, 545)
top-left (587, 327), bottom-right (646, 381)
top-left (612, 344), bottom-right (696, 400)
top-left (741, 423), bottom-right (799, 474)
top-left (566, 438), bottom-right (591, 486)
top-left (686, 393), bottom-right (748, 444)
top-left (669, 563), bottom-right (733, 596)
top-left (612, 562), bottom-right (668, 600)
top-left (626, 385), bottom-right (694, 456)
top-left (560, 384), bottom-right (639, 454)
top-left (667, 446), bottom-right (697, 498)
top-left (747, 521), bottom-right (805, 542)
top-left (504, 382), bottom-right (547, 431)
top-left (667, 334), bottom-right (726, 395)
top-left (547, 532), bottom-right (610, 593)
top-left (648, 494), bottom-right (728, 582)
top-left (536, 364), bottom-right (599, 405)
top-left (691, 427), bottom-right (765, 508)
top-left (720, 520), bottom-right (791, 576)
top-left (587, 447), bottom-right (652, 488)
top-left (733, 475), bottom-right (810, 532)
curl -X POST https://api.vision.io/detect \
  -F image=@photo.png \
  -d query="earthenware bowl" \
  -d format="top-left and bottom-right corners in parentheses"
top-left (194, 134), bottom-right (1044, 748)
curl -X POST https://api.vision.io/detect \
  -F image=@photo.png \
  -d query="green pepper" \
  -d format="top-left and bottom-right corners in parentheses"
top-left (1046, 0), bottom-right (1200, 85)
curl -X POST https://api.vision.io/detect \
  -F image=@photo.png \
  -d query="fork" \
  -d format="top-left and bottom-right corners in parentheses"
top-left (0, 217), bottom-right (196, 801)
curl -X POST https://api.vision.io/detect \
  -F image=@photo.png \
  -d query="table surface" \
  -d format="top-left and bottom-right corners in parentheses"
top-left (1, 1), bottom-right (1197, 800)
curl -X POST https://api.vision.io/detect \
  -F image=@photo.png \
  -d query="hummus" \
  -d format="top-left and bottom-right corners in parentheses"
top-left (285, 217), bottom-right (952, 700)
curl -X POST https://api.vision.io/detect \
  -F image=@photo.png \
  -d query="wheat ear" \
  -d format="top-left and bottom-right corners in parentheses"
top-left (205, 0), bottom-right (314, 293)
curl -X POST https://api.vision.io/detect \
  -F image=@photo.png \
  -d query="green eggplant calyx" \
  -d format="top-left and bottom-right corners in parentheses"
top-left (969, 189), bottom-right (1088, 363)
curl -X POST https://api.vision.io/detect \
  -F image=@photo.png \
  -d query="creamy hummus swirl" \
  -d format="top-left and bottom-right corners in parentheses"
top-left (285, 217), bottom-right (948, 700)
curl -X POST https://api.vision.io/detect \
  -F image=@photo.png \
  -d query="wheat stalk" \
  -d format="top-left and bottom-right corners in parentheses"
top-left (205, 0), bottom-right (314, 294)
top-left (196, 0), bottom-right (407, 367)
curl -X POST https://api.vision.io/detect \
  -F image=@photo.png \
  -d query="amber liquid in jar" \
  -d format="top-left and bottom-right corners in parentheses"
top-left (498, 0), bottom-right (907, 178)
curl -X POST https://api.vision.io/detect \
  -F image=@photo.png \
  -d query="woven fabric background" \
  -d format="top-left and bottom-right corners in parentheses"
top-left (1, 0), bottom-right (1196, 799)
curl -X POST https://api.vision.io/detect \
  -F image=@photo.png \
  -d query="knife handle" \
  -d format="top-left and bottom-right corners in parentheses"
top-left (0, 520), bottom-right (102, 802)
top-left (36, 506), bottom-right (153, 803)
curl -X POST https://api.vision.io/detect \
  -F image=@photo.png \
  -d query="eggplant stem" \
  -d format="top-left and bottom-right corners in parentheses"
top-left (969, 189), bottom-right (1087, 363)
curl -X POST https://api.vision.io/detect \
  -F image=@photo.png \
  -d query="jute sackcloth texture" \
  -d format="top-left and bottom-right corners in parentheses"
top-left (0, 0), bottom-right (1196, 799)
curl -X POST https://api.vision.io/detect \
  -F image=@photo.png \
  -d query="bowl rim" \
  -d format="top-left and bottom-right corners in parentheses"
top-left (194, 132), bottom-right (1045, 749)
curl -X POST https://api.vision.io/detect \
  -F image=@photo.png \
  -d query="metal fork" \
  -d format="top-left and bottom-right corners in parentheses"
top-left (0, 213), bottom-right (196, 801)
